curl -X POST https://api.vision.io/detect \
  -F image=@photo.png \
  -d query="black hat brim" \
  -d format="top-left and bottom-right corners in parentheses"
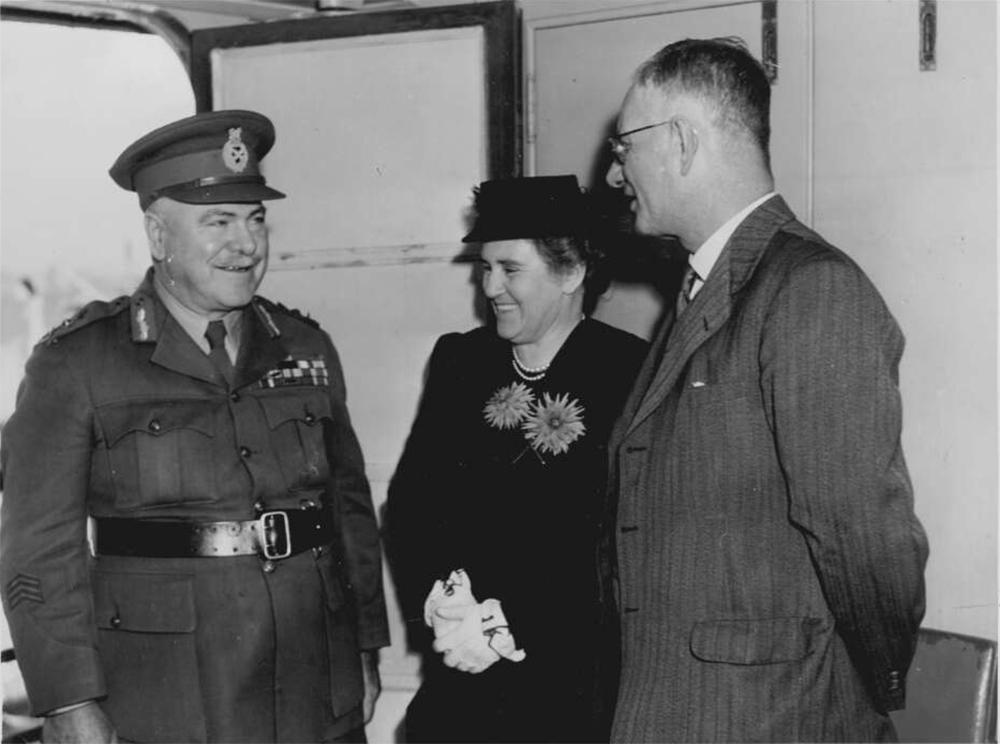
top-left (163, 183), bottom-right (286, 205)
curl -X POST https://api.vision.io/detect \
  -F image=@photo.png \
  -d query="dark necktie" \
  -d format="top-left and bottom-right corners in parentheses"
top-left (675, 265), bottom-right (698, 317)
top-left (205, 320), bottom-right (235, 385)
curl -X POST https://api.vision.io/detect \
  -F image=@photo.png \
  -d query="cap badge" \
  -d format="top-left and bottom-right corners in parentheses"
top-left (222, 127), bottom-right (249, 173)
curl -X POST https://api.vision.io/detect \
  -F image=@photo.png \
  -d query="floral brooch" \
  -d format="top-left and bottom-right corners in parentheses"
top-left (483, 382), bottom-right (586, 456)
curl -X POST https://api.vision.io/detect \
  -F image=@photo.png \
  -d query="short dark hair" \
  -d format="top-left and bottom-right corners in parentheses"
top-left (535, 235), bottom-right (610, 314)
top-left (635, 37), bottom-right (771, 165)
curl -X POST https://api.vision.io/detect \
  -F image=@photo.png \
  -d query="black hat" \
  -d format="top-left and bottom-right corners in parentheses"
top-left (109, 110), bottom-right (286, 211)
top-left (462, 175), bottom-right (589, 243)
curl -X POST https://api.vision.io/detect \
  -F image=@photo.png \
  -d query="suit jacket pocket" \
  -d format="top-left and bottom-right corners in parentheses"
top-left (94, 570), bottom-right (207, 742)
top-left (689, 616), bottom-right (826, 665)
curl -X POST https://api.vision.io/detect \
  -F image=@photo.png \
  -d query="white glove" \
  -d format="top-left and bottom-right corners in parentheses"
top-left (423, 568), bottom-right (475, 638)
top-left (423, 570), bottom-right (527, 673)
top-left (480, 598), bottom-right (527, 663)
top-left (432, 600), bottom-right (502, 673)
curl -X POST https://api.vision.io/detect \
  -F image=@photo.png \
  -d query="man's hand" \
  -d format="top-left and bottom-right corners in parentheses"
top-left (43, 702), bottom-right (118, 744)
top-left (360, 649), bottom-right (381, 724)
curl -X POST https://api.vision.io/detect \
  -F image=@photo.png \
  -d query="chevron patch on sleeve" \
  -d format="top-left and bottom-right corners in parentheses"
top-left (6, 573), bottom-right (44, 609)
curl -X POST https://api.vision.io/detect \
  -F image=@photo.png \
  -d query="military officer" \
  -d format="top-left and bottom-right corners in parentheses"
top-left (0, 110), bottom-right (390, 743)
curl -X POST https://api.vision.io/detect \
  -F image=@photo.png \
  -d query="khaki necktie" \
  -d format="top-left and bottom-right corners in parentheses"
top-left (675, 265), bottom-right (698, 317)
top-left (205, 320), bottom-right (235, 385)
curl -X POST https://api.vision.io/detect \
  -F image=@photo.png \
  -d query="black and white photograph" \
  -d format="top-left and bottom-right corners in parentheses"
top-left (0, 1), bottom-right (995, 742)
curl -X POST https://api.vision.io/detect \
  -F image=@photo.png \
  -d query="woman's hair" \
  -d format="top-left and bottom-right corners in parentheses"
top-left (535, 233), bottom-right (611, 314)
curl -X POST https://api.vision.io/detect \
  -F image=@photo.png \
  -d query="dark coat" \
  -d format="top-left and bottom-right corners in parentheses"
top-left (386, 319), bottom-right (646, 743)
top-left (606, 197), bottom-right (929, 742)
top-left (0, 270), bottom-right (390, 743)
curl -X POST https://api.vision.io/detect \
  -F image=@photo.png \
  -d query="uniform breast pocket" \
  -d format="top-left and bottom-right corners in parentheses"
top-left (258, 390), bottom-right (333, 490)
top-left (96, 399), bottom-right (219, 510)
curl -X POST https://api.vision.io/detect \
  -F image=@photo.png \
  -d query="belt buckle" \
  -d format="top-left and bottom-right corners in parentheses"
top-left (258, 511), bottom-right (292, 560)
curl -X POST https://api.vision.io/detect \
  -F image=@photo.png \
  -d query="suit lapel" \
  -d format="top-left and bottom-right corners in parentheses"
top-left (625, 259), bottom-right (733, 436)
top-left (622, 196), bottom-right (795, 438)
top-left (608, 300), bottom-right (677, 452)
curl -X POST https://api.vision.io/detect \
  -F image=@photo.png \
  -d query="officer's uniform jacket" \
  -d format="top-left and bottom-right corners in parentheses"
top-left (0, 270), bottom-right (390, 742)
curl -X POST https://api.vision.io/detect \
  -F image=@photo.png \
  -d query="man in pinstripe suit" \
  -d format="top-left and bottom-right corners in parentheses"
top-left (602, 38), bottom-right (928, 741)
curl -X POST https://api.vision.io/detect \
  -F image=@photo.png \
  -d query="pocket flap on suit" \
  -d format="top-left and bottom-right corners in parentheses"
top-left (94, 571), bottom-right (196, 633)
top-left (690, 616), bottom-right (826, 665)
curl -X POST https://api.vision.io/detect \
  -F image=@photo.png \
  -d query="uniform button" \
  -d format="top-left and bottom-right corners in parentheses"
top-left (312, 546), bottom-right (325, 558)
top-left (262, 560), bottom-right (276, 573)
top-left (304, 413), bottom-right (317, 425)
top-left (148, 419), bottom-right (161, 433)
top-left (239, 446), bottom-right (251, 458)
top-left (229, 391), bottom-right (241, 403)
top-left (110, 615), bottom-right (122, 629)
top-left (254, 500), bottom-right (265, 513)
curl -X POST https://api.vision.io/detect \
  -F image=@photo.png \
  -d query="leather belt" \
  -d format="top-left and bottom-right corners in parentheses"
top-left (93, 510), bottom-right (332, 560)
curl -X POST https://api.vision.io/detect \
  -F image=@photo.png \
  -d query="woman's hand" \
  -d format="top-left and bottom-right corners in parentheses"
top-left (423, 568), bottom-right (475, 636)
top-left (424, 569), bottom-right (527, 673)
top-left (432, 602), bottom-right (501, 674)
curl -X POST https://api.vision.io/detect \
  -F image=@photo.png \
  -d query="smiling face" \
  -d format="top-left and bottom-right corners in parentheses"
top-left (146, 198), bottom-right (269, 318)
top-left (606, 83), bottom-right (678, 237)
top-left (480, 239), bottom-right (582, 348)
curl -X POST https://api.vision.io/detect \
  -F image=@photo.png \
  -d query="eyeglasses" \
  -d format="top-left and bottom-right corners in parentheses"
top-left (608, 119), bottom-right (673, 164)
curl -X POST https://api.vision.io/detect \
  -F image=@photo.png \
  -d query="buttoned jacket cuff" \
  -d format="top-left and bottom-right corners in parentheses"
top-left (874, 673), bottom-right (906, 713)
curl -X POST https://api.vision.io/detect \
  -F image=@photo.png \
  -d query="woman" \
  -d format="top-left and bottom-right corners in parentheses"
top-left (386, 176), bottom-right (647, 743)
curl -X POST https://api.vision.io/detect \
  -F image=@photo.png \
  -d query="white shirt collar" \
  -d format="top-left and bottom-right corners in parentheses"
top-left (688, 192), bottom-right (777, 297)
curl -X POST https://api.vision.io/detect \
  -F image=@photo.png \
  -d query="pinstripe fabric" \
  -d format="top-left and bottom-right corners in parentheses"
top-left (607, 197), bottom-right (928, 742)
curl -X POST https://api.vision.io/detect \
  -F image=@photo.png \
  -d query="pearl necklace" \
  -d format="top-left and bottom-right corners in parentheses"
top-left (511, 348), bottom-right (550, 382)
top-left (510, 316), bottom-right (586, 382)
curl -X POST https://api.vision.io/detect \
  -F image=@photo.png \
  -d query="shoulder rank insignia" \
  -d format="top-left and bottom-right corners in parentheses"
top-left (258, 355), bottom-right (329, 389)
top-left (254, 296), bottom-right (320, 330)
top-left (41, 296), bottom-right (129, 346)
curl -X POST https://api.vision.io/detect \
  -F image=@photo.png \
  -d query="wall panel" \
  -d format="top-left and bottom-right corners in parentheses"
top-left (812, 0), bottom-right (996, 639)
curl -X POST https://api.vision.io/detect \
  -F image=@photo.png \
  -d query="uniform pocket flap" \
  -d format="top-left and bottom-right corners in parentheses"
top-left (97, 400), bottom-right (216, 448)
top-left (689, 616), bottom-right (825, 665)
top-left (259, 391), bottom-right (332, 430)
top-left (94, 571), bottom-right (196, 633)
